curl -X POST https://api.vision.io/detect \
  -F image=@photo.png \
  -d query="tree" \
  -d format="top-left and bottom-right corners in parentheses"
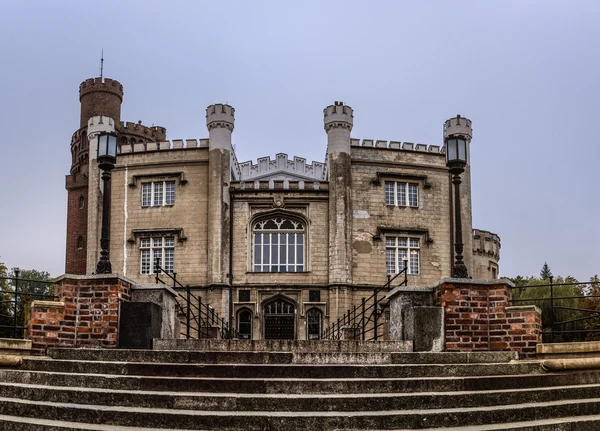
top-left (0, 259), bottom-right (13, 337)
top-left (540, 262), bottom-right (553, 280)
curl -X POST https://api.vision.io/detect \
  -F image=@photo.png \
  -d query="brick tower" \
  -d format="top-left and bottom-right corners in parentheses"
top-left (65, 78), bottom-right (124, 274)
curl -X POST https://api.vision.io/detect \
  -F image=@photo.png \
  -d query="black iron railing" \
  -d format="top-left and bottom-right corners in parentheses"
top-left (511, 276), bottom-right (600, 343)
top-left (321, 266), bottom-right (408, 341)
top-left (0, 272), bottom-right (57, 339)
top-left (154, 259), bottom-right (236, 339)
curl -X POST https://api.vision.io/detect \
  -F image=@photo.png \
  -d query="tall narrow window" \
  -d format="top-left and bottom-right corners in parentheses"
top-left (237, 309), bottom-right (252, 339)
top-left (142, 181), bottom-right (176, 207)
top-left (384, 182), bottom-right (418, 207)
top-left (306, 308), bottom-right (322, 340)
top-left (386, 236), bottom-right (420, 275)
top-left (253, 216), bottom-right (305, 272)
top-left (140, 236), bottom-right (175, 274)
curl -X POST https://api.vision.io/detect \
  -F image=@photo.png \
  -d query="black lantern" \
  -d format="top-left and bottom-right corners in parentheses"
top-left (95, 131), bottom-right (117, 274)
top-left (445, 134), bottom-right (469, 278)
top-left (445, 136), bottom-right (468, 173)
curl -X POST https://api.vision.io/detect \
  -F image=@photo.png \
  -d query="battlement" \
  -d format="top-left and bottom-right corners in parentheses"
top-left (350, 138), bottom-right (443, 154)
top-left (233, 179), bottom-right (328, 192)
top-left (118, 138), bottom-right (209, 155)
top-left (79, 77), bottom-right (124, 101)
top-left (238, 154), bottom-right (326, 181)
top-left (324, 101), bottom-right (353, 131)
top-left (444, 114), bottom-right (473, 141)
top-left (206, 104), bottom-right (235, 131)
top-left (473, 228), bottom-right (501, 260)
top-left (118, 121), bottom-right (167, 142)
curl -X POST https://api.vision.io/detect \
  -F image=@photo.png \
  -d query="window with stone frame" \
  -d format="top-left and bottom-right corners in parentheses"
top-left (384, 181), bottom-right (418, 207)
top-left (140, 236), bottom-right (175, 274)
top-left (385, 236), bottom-right (420, 276)
top-left (253, 216), bottom-right (305, 272)
top-left (142, 181), bottom-right (176, 207)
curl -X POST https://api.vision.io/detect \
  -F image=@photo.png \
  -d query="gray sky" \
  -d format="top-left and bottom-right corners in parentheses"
top-left (1, 1), bottom-right (598, 281)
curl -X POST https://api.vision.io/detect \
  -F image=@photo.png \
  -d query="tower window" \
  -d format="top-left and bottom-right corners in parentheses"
top-left (385, 182), bottom-right (418, 207)
top-left (77, 236), bottom-right (84, 249)
top-left (142, 181), bottom-right (176, 207)
top-left (386, 236), bottom-right (420, 275)
top-left (79, 196), bottom-right (85, 209)
top-left (140, 236), bottom-right (175, 274)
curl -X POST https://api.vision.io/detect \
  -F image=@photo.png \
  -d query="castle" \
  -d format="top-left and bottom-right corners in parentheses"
top-left (65, 76), bottom-right (501, 340)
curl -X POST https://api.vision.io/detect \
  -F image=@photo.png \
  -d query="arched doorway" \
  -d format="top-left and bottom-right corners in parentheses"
top-left (237, 308), bottom-right (252, 340)
top-left (264, 297), bottom-right (295, 339)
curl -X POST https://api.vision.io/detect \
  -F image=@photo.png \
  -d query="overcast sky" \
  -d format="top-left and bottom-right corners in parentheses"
top-left (0, 1), bottom-right (598, 281)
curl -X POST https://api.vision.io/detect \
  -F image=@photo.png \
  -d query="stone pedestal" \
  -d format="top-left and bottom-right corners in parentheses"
top-left (131, 284), bottom-right (179, 339)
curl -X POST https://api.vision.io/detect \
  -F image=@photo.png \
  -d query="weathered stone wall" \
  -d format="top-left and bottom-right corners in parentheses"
top-left (350, 145), bottom-right (453, 286)
top-left (108, 147), bottom-right (210, 286)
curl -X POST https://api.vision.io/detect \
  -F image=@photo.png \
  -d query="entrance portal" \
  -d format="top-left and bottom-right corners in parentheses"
top-left (263, 297), bottom-right (295, 339)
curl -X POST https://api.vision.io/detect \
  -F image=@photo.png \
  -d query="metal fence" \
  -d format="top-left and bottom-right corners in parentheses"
top-left (321, 266), bottom-right (408, 341)
top-left (0, 270), bottom-right (57, 339)
top-left (511, 276), bottom-right (600, 343)
top-left (154, 259), bottom-right (236, 339)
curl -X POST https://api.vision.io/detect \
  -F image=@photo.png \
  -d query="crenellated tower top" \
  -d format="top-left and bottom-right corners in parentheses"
top-left (444, 114), bottom-right (473, 142)
top-left (323, 101), bottom-right (354, 132)
top-left (206, 104), bottom-right (235, 132)
top-left (79, 77), bottom-right (124, 128)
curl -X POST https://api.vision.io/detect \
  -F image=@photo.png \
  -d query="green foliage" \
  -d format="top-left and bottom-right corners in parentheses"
top-left (540, 262), bottom-right (553, 280)
top-left (580, 275), bottom-right (600, 341)
top-left (0, 264), bottom-right (55, 338)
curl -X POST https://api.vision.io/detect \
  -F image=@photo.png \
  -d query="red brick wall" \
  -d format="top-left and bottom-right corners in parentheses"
top-left (436, 281), bottom-right (541, 359)
top-left (27, 276), bottom-right (132, 355)
top-left (65, 178), bottom-right (88, 275)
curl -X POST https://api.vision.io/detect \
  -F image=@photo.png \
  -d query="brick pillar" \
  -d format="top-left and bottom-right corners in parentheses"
top-left (27, 274), bottom-right (133, 354)
top-left (435, 279), bottom-right (541, 358)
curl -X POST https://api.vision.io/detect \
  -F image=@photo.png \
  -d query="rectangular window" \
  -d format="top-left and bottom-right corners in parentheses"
top-left (239, 290), bottom-right (251, 302)
top-left (140, 236), bottom-right (175, 274)
top-left (141, 181), bottom-right (176, 207)
top-left (385, 236), bottom-right (420, 276)
top-left (384, 182), bottom-right (418, 207)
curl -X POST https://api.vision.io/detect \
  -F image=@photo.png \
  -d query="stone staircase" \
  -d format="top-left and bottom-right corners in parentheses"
top-left (0, 343), bottom-right (600, 430)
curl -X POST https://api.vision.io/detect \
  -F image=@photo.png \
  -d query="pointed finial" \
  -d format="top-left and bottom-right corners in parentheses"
top-left (100, 49), bottom-right (104, 80)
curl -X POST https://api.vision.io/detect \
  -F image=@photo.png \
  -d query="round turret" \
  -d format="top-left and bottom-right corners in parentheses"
top-left (206, 104), bottom-right (235, 131)
top-left (79, 77), bottom-right (124, 128)
top-left (323, 101), bottom-right (353, 132)
top-left (444, 114), bottom-right (472, 142)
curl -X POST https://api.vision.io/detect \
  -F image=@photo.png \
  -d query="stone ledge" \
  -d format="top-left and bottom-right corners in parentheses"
top-left (55, 273), bottom-right (136, 284)
top-left (506, 305), bottom-right (542, 314)
top-left (537, 340), bottom-right (600, 356)
top-left (31, 300), bottom-right (65, 308)
top-left (0, 338), bottom-right (32, 352)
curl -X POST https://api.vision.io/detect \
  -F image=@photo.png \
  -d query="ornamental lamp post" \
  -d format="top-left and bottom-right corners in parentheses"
top-left (95, 131), bottom-right (117, 274)
top-left (445, 116), bottom-right (470, 279)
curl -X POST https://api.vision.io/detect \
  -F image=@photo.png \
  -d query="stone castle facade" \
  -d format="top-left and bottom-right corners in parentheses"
top-left (65, 76), bottom-right (501, 340)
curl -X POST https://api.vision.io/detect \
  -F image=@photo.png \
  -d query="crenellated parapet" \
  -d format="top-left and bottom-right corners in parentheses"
top-left (206, 104), bottom-right (235, 132)
top-left (233, 179), bottom-right (327, 191)
top-left (70, 127), bottom-right (90, 176)
top-left (238, 154), bottom-right (326, 181)
top-left (351, 138), bottom-right (443, 154)
top-left (118, 138), bottom-right (210, 154)
top-left (472, 229), bottom-right (501, 260)
top-left (78, 77), bottom-right (124, 128)
top-left (117, 121), bottom-right (167, 144)
top-left (323, 101), bottom-right (353, 131)
top-left (444, 115), bottom-right (472, 142)
top-left (79, 77), bottom-right (123, 100)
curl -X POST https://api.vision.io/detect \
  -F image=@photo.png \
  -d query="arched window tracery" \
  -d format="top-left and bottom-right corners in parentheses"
top-left (253, 216), bottom-right (305, 272)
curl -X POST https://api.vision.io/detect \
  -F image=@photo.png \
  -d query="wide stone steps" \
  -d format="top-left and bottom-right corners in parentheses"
top-left (0, 347), bottom-right (599, 429)
top-left (2, 395), bottom-right (600, 430)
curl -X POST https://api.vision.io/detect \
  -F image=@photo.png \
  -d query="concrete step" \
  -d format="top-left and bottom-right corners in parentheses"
top-left (1, 414), bottom-right (598, 431)
top-left (47, 348), bottom-right (518, 364)
top-left (3, 369), bottom-right (598, 394)
top-left (20, 357), bottom-right (543, 378)
top-left (0, 380), bottom-right (599, 412)
top-left (2, 395), bottom-right (600, 430)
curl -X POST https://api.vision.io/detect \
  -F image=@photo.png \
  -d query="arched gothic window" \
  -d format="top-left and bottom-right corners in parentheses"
top-left (253, 216), bottom-right (305, 272)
